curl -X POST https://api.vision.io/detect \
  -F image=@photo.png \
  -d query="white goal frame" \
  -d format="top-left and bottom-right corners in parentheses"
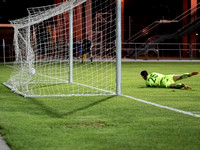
top-left (3, 0), bottom-right (121, 97)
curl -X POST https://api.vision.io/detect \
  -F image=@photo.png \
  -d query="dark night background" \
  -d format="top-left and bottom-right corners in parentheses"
top-left (0, 0), bottom-right (184, 48)
top-left (124, 0), bottom-right (183, 38)
top-left (0, 0), bottom-right (54, 52)
top-left (125, 0), bottom-right (182, 18)
top-left (0, 0), bottom-right (54, 23)
top-left (0, 0), bottom-right (182, 23)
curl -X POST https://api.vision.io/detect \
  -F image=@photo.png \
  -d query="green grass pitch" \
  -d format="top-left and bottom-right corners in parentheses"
top-left (0, 62), bottom-right (200, 150)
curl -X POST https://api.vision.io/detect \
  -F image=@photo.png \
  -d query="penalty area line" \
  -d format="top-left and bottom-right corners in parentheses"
top-left (121, 94), bottom-right (200, 118)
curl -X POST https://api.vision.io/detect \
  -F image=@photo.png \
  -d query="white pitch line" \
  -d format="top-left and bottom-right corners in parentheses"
top-left (121, 94), bottom-right (200, 118)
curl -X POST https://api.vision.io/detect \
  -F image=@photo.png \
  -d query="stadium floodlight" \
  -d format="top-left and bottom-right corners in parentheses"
top-left (3, 0), bottom-right (121, 97)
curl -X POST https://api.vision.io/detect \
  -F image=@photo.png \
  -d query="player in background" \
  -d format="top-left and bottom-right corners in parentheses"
top-left (73, 37), bottom-right (82, 60)
top-left (77, 40), bottom-right (82, 60)
top-left (140, 70), bottom-right (198, 90)
top-left (82, 34), bottom-right (93, 63)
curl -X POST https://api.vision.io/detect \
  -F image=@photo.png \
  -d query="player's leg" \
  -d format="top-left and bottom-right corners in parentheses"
top-left (173, 72), bottom-right (198, 81)
top-left (173, 75), bottom-right (185, 81)
top-left (82, 53), bottom-right (86, 63)
top-left (182, 84), bottom-right (192, 90)
top-left (87, 48), bottom-right (93, 63)
top-left (90, 52), bottom-right (93, 63)
top-left (78, 49), bottom-right (81, 59)
top-left (170, 83), bottom-right (192, 90)
top-left (188, 72), bottom-right (198, 77)
top-left (82, 48), bottom-right (86, 63)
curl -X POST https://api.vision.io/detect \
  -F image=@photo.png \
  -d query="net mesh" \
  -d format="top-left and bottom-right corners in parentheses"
top-left (4, 0), bottom-right (117, 97)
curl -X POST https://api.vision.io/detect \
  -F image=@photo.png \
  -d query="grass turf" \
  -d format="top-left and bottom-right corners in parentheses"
top-left (0, 62), bottom-right (200, 150)
top-left (4, 62), bottom-right (116, 96)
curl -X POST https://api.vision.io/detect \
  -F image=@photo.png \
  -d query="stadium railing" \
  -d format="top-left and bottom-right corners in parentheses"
top-left (122, 42), bottom-right (200, 60)
top-left (0, 43), bottom-right (15, 64)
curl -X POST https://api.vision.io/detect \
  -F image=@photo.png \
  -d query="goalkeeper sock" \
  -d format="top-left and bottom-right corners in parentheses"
top-left (175, 83), bottom-right (183, 89)
top-left (82, 54), bottom-right (86, 63)
top-left (181, 73), bottom-right (189, 79)
top-left (90, 57), bottom-right (93, 63)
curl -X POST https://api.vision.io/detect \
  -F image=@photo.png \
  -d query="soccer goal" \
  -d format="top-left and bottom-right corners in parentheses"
top-left (3, 0), bottom-right (121, 97)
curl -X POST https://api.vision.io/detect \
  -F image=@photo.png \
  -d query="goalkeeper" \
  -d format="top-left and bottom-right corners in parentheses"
top-left (82, 35), bottom-right (93, 63)
top-left (140, 70), bottom-right (198, 90)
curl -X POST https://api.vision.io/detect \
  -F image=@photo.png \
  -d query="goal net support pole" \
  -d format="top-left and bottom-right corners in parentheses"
top-left (116, 0), bottom-right (121, 95)
top-left (69, 7), bottom-right (73, 83)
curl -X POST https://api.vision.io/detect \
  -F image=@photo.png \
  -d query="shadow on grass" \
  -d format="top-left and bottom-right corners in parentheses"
top-left (28, 95), bottom-right (116, 118)
top-left (138, 86), bottom-right (188, 91)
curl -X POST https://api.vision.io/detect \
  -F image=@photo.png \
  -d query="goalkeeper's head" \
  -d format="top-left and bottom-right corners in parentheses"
top-left (141, 70), bottom-right (148, 80)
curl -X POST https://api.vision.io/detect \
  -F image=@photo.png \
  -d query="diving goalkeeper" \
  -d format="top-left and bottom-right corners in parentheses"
top-left (140, 70), bottom-right (198, 90)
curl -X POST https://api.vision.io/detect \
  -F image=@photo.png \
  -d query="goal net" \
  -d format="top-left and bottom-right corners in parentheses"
top-left (4, 0), bottom-right (120, 97)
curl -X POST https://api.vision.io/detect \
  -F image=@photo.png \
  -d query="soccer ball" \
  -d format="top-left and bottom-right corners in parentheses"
top-left (28, 68), bottom-right (36, 75)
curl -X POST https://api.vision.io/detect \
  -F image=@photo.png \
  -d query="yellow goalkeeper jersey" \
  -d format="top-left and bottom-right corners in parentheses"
top-left (146, 72), bottom-right (164, 87)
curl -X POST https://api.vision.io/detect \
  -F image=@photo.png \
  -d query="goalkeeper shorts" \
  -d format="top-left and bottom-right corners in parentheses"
top-left (160, 75), bottom-right (175, 88)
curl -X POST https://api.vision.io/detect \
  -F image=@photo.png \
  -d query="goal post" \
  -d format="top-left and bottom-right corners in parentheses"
top-left (3, 0), bottom-right (121, 97)
top-left (116, 0), bottom-right (121, 95)
top-left (69, 8), bottom-right (73, 83)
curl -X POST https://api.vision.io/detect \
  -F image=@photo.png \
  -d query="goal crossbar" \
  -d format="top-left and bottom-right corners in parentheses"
top-left (10, 0), bottom-right (86, 29)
